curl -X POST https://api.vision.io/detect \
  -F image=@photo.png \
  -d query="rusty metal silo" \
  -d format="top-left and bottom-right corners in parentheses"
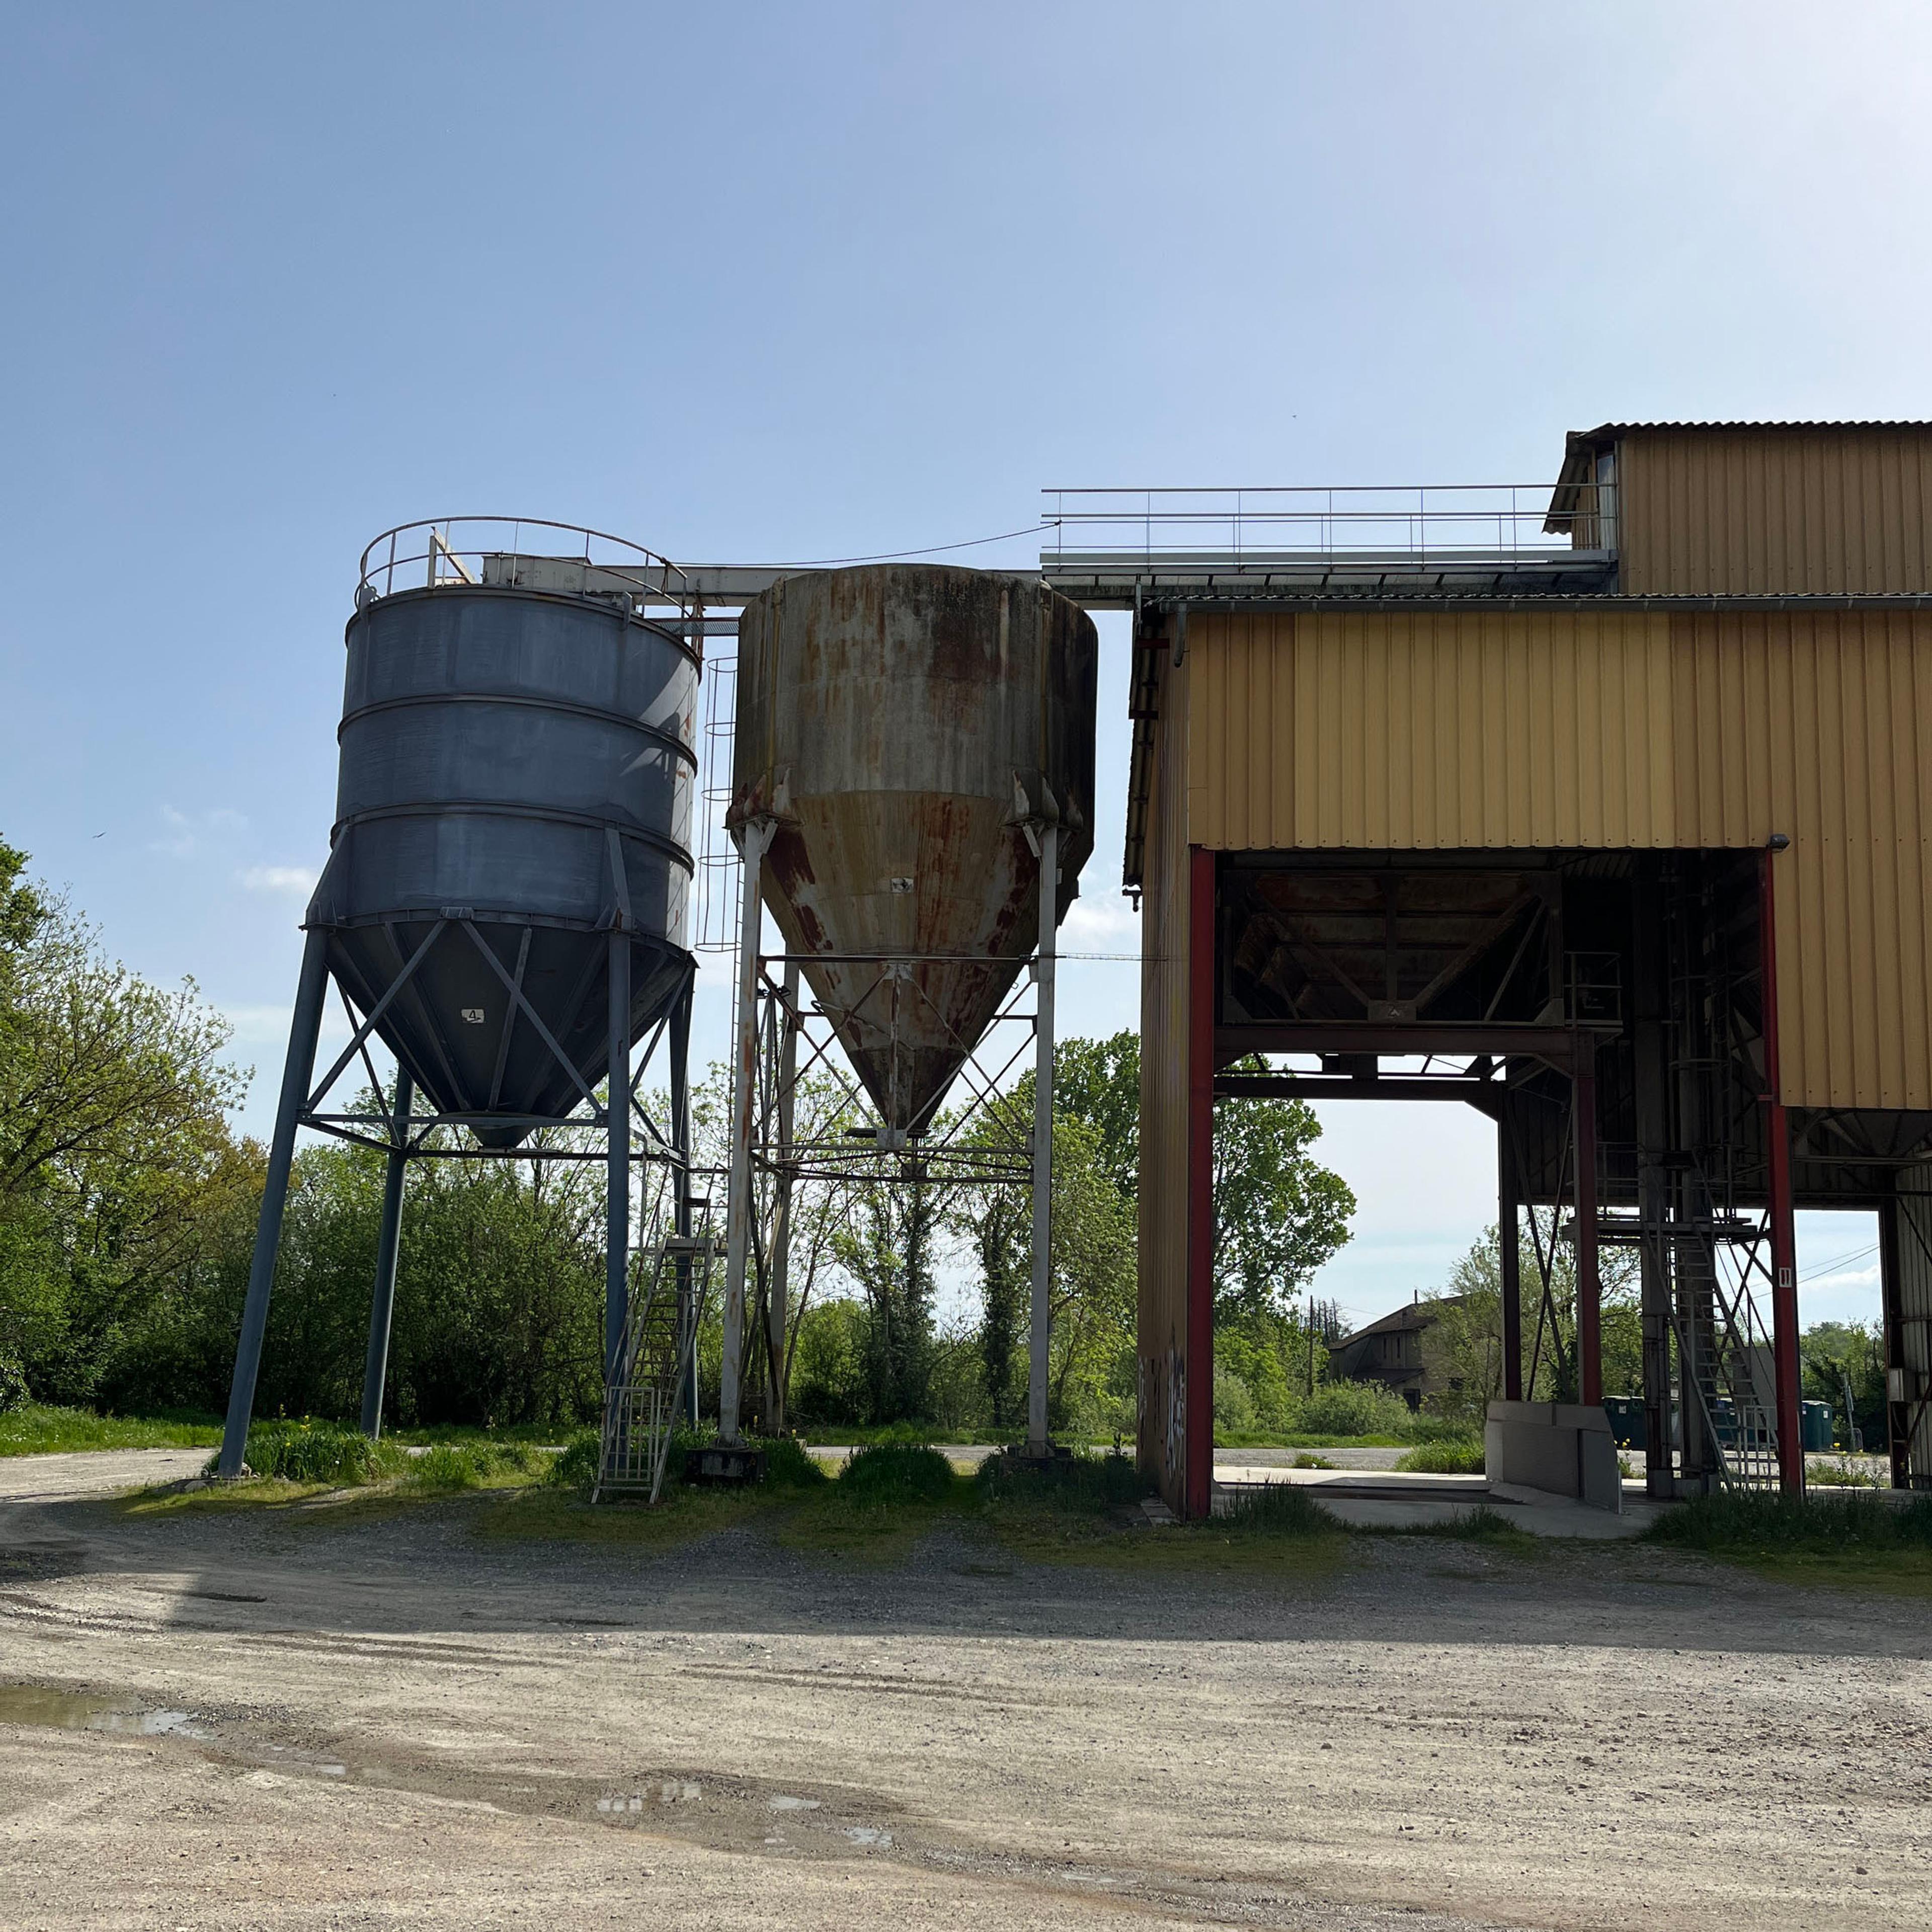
top-left (729, 565), bottom-right (1098, 1131)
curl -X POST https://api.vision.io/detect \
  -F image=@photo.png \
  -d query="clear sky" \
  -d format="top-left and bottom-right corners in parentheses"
top-left (5, 3), bottom-right (1926, 1332)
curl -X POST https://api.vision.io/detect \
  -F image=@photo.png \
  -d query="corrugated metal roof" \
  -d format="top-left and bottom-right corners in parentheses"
top-left (1573, 420), bottom-right (1932, 437)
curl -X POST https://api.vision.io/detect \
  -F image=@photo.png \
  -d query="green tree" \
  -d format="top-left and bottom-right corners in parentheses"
top-left (1211, 1059), bottom-right (1355, 1324)
top-left (1801, 1318), bottom-right (1885, 1451)
top-left (1053, 1031), bottom-right (1140, 1199)
top-left (0, 853), bottom-right (247, 1403)
top-left (834, 1168), bottom-right (938, 1423)
top-left (1418, 1218), bottom-right (1640, 1419)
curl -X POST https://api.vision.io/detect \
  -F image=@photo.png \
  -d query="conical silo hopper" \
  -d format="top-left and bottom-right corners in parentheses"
top-left (731, 565), bottom-right (1097, 1132)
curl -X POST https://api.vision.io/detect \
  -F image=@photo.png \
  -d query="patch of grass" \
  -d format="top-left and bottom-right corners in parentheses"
top-left (1433, 1503), bottom-right (1533, 1543)
top-left (212, 1420), bottom-right (392, 1486)
top-left (758, 1436), bottom-right (831, 1490)
top-left (977, 1462), bottom-right (1347, 1581)
top-left (1645, 1489), bottom-right (1932, 1591)
top-left (1218, 1482), bottom-right (1340, 1535)
top-left (401, 1439), bottom-right (545, 1493)
top-left (1214, 1430), bottom-right (1410, 1450)
top-left (0, 1404), bottom-right (224, 1457)
top-left (1395, 1437), bottom-right (1486, 1475)
top-left (974, 1449), bottom-right (1145, 1512)
top-left (478, 1481), bottom-right (762, 1549)
top-left (1292, 1452), bottom-right (1336, 1469)
top-left (1649, 1489), bottom-right (1932, 1552)
top-left (1806, 1457), bottom-right (1884, 1489)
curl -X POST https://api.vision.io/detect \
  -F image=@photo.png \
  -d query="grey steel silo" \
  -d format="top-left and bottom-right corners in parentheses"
top-left (217, 522), bottom-right (699, 1478)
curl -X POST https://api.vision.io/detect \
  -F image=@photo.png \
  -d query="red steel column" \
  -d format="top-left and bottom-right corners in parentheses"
top-left (1575, 1064), bottom-right (1602, 1406)
top-left (1760, 849), bottom-right (1804, 1492)
top-left (1499, 1121), bottom-right (1523, 1402)
top-left (1186, 846), bottom-right (1216, 1522)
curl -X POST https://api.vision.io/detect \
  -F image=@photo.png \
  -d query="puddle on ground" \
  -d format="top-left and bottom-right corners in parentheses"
top-left (0, 1681), bottom-right (212, 1740)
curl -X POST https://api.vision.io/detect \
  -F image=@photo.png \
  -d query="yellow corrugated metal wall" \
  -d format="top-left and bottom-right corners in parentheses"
top-left (1619, 429), bottom-right (1932, 594)
top-left (1138, 645), bottom-right (1191, 1511)
top-left (1182, 607), bottom-right (1932, 1110)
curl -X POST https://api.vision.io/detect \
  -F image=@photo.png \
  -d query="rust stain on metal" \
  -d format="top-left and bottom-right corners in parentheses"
top-left (734, 565), bottom-right (1097, 1127)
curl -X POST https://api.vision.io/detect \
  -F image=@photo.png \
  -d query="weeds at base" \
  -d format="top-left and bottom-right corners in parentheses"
top-left (1644, 1489), bottom-right (1932, 1593)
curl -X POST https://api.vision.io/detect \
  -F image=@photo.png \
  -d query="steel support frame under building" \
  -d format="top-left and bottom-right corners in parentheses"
top-left (1172, 843), bottom-right (1813, 1519)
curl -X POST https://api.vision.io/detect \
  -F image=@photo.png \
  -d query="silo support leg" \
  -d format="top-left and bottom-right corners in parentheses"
top-left (1027, 824), bottom-right (1059, 1459)
top-left (359, 1067), bottom-right (413, 1439)
top-left (768, 961), bottom-right (800, 1438)
top-left (218, 928), bottom-right (330, 1478)
top-left (1498, 1123), bottom-right (1522, 1403)
top-left (671, 975), bottom-right (697, 1430)
top-left (1575, 1068), bottom-right (1602, 1407)
top-left (721, 820), bottom-right (773, 1445)
top-left (606, 932), bottom-right (632, 1388)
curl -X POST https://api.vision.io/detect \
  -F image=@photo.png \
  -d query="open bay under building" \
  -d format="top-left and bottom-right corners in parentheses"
top-left (1042, 423), bottom-right (1932, 1519)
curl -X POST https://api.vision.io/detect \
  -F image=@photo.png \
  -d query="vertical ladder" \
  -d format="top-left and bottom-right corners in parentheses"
top-left (595, 1234), bottom-right (712, 1503)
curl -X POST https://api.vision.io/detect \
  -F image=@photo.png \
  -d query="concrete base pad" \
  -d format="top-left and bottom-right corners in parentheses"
top-left (1214, 1464), bottom-right (1665, 1538)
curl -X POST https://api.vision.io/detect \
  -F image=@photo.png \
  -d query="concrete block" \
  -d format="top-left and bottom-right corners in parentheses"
top-left (1485, 1402), bottom-right (1623, 1513)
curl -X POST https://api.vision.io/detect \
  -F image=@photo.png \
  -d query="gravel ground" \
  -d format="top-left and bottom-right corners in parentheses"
top-left (2, 1449), bottom-right (1927, 1930)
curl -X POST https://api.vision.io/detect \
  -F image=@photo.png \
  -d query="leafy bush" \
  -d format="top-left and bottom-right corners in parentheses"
top-left (1218, 1482), bottom-right (1338, 1535)
top-left (759, 1435), bottom-right (830, 1490)
top-left (1212, 1363), bottom-right (1256, 1432)
top-left (1647, 1490), bottom-right (1932, 1554)
top-left (1403, 1410), bottom-right (1480, 1444)
top-left (1396, 1436), bottom-right (1485, 1474)
top-left (1298, 1381), bottom-right (1416, 1438)
top-left (975, 1449), bottom-right (1144, 1511)
top-left (545, 1429), bottom-right (602, 1491)
top-left (1292, 1452), bottom-right (1336, 1470)
top-left (838, 1441), bottom-right (954, 1505)
top-left (0, 1355), bottom-right (29, 1414)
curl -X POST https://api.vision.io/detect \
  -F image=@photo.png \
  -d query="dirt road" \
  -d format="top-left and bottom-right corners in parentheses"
top-left (2, 1450), bottom-right (1926, 1929)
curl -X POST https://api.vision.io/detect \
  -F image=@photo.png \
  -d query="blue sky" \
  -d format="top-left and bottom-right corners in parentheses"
top-left (5, 3), bottom-right (1926, 1330)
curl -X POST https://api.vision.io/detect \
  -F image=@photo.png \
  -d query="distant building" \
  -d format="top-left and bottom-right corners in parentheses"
top-left (1327, 1295), bottom-right (1473, 1410)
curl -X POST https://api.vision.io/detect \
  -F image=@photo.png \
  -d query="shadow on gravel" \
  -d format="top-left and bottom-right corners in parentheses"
top-left (13, 1454), bottom-right (1929, 1663)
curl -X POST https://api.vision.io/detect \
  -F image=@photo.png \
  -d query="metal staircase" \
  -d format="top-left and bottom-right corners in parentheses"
top-left (1669, 1191), bottom-right (1782, 1492)
top-left (594, 1233), bottom-right (714, 1503)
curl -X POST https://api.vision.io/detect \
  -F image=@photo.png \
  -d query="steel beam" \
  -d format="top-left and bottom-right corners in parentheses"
top-left (1631, 864), bottom-right (1675, 1496)
top-left (769, 961), bottom-right (800, 1438)
top-left (359, 1066), bottom-right (413, 1439)
top-left (218, 928), bottom-right (330, 1478)
top-left (1214, 1023), bottom-right (1605, 1071)
top-left (1186, 848), bottom-right (1216, 1522)
top-left (1760, 850), bottom-right (1805, 1493)
top-left (1575, 1067), bottom-right (1602, 1407)
top-left (605, 931), bottom-right (631, 1386)
top-left (1213, 1073), bottom-right (1503, 1115)
top-left (720, 819), bottom-right (773, 1444)
top-left (1027, 822), bottom-right (1059, 1459)
top-left (1499, 1121), bottom-right (1523, 1402)
top-left (671, 977), bottom-right (698, 1430)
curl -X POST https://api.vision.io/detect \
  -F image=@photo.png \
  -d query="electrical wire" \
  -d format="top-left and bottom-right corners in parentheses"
top-left (747, 525), bottom-right (1046, 569)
